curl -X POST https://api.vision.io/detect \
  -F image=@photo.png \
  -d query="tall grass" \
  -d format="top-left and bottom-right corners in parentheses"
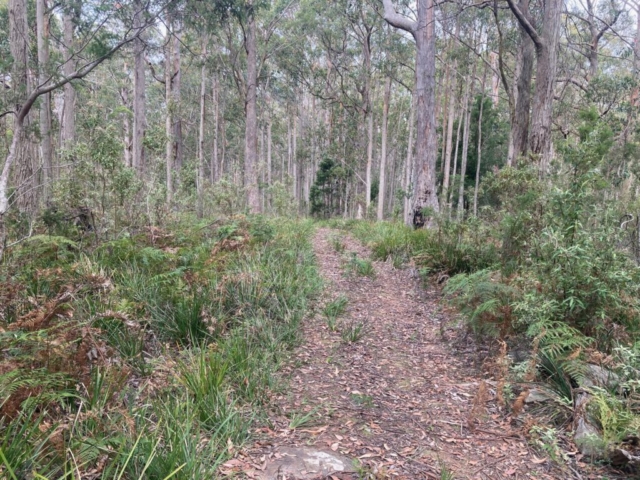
top-left (0, 216), bottom-right (320, 478)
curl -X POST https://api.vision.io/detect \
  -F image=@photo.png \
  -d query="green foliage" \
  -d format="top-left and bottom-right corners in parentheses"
top-left (310, 157), bottom-right (349, 218)
top-left (288, 407), bottom-right (319, 429)
top-left (444, 270), bottom-right (517, 338)
top-left (340, 320), bottom-right (366, 343)
top-left (349, 221), bottom-right (428, 268)
top-left (345, 253), bottom-right (375, 277)
top-left (323, 295), bottom-right (348, 331)
top-left (0, 216), bottom-right (320, 478)
top-left (329, 232), bottom-right (346, 253)
top-left (413, 218), bottom-right (499, 275)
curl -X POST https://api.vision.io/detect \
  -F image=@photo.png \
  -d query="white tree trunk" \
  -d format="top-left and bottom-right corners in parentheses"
top-left (474, 67), bottom-right (487, 216)
top-left (211, 74), bottom-right (219, 182)
top-left (37, 0), bottom-right (52, 200)
top-left (403, 90), bottom-right (416, 225)
top-left (377, 77), bottom-right (392, 221)
top-left (165, 23), bottom-right (173, 204)
top-left (457, 61), bottom-right (477, 220)
top-left (61, 12), bottom-right (76, 151)
top-left (244, 5), bottom-right (260, 213)
top-left (132, 0), bottom-right (146, 175)
top-left (197, 37), bottom-right (207, 218)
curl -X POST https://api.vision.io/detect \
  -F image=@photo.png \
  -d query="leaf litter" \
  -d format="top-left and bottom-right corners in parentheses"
top-left (228, 228), bottom-right (610, 479)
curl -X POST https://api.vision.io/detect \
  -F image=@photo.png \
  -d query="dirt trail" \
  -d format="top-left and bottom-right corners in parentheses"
top-left (234, 228), bottom-right (565, 479)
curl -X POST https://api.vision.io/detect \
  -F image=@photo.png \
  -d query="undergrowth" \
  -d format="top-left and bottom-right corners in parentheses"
top-left (331, 122), bottom-right (640, 464)
top-left (0, 215), bottom-right (320, 478)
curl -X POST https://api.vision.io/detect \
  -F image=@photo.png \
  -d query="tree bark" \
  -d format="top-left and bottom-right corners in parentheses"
top-left (211, 74), bottom-right (219, 183)
top-left (132, 0), bottom-right (146, 175)
top-left (165, 23), bottom-right (173, 204)
top-left (403, 90), bottom-right (416, 225)
top-left (197, 37), bottom-right (207, 218)
top-left (171, 21), bottom-right (183, 172)
top-left (121, 63), bottom-right (132, 168)
top-left (457, 60), bottom-right (476, 220)
top-left (267, 118), bottom-right (272, 187)
top-left (383, 0), bottom-right (439, 227)
top-left (490, 51), bottom-right (499, 107)
top-left (528, 0), bottom-right (561, 172)
top-left (10, 0), bottom-right (36, 214)
top-left (293, 112), bottom-right (298, 202)
top-left (377, 76), bottom-right (392, 220)
top-left (506, 0), bottom-right (534, 167)
top-left (474, 66), bottom-right (487, 216)
top-left (244, 4), bottom-right (260, 213)
top-left (448, 103), bottom-right (463, 212)
top-left (442, 59), bottom-right (458, 204)
top-left (507, 0), bottom-right (562, 170)
top-left (61, 12), bottom-right (76, 151)
top-left (37, 0), bottom-right (53, 200)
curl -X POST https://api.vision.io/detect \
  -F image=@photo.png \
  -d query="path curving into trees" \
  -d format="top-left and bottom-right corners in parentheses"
top-left (233, 229), bottom-right (566, 479)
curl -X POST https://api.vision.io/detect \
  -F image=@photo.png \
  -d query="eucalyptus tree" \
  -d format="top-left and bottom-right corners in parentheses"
top-left (36, 0), bottom-right (53, 199)
top-left (383, 0), bottom-right (440, 226)
top-left (506, 0), bottom-right (563, 171)
top-left (0, 0), bottom-right (174, 258)
top-left (217, 0), bottom-right (298, 213)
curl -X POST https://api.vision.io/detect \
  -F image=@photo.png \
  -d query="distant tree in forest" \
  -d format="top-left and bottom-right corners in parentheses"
top-left (310, 158), bottom-right (348, 218)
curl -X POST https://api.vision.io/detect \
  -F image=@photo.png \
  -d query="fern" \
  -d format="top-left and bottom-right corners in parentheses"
top-left (444, 270), bottom-right (516, 337)
top-left (24, 235), bottom-right (78, 249)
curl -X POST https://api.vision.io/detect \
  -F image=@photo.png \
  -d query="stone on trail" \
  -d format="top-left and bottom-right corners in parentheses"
top-left (259, 447), bottom-right (355, 479)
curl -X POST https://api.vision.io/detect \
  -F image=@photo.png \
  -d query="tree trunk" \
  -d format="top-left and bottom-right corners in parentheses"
top-left (474, 67), bottom-right (487, 216)
top-left (37, 0), bottom-right (53, 200)
top-left (172, 22), bottom-right (183, 172)
top-left (220, 111), bottom-right (226, 178)
top-left (287, 116), bottom-right (292, 180)
top-left (506, 0), bottom-right (534, 167)
top-left (121, 63), bottom-right (132, 168)
top-left (490, 51), bottom-right (500, 107)
top-left (363, 32), bottom-right (374, 212)
top-left (383, 0), bottom-right (440, 227)
top-left (622, 3), bottom-right (640, 143)
top-left (528, 0), bottom-right (561, 172)
top-left (211, 74), bottom-right (219, 183)
top-left (10, 0), bottom-right (36, 214)
top-left (377, 77), bottom-right (392, 220)
top-left (61, 12), bottom-right (76, 151)
top-left (197, 37), bottom-right (207, 218)
top-left (457, 60), bottom-right (476, 220)
top-left (293, 113), bottom-right (298, 202)
top-left (132, 0), bottom-right (146, 175)
top-left (442, 59), bottom-right (458, 204)
top-left (0, 124), bottom-right (22, 259)
top-left (403, 90), bottom-right (416, 225)
top-left (449, 91), bottom-right (464, 213)
top-left (244, 5), bottom-right (260, 213)
top-left (165, 24), bottom-right (173, 204)
top-left (507, 0), bottom-right (561, 170)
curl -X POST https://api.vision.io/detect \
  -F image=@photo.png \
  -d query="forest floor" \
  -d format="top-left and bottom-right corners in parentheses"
top-left (225, 228), bottom-right (596, 480)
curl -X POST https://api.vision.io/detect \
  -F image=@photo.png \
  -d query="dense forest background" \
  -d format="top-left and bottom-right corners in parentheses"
top-left (0, 0), bottom-right (637, 234)
top-left (2, 0), bottom-right (640, 477)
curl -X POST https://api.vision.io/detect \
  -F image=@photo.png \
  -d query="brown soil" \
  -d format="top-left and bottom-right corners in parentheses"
top-left (230, 228), bottom-right (603, 479)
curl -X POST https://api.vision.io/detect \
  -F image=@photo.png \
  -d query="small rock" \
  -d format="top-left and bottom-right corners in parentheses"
top-left (573, 390), bottom-right (606, 460)
top-left (580, 364), bottom-right (619, 389)
top-left (524, 388), bottom-right (551, 404)
top-left (260, 447), bottom-right (355, 480)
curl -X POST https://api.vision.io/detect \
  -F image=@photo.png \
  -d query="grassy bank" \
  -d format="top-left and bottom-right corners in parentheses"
top-left (0, 216), bottom-right (320, 479)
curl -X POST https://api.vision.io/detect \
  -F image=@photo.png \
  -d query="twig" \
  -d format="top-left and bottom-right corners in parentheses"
top-left (470, 455), bottom-right (506, 476)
